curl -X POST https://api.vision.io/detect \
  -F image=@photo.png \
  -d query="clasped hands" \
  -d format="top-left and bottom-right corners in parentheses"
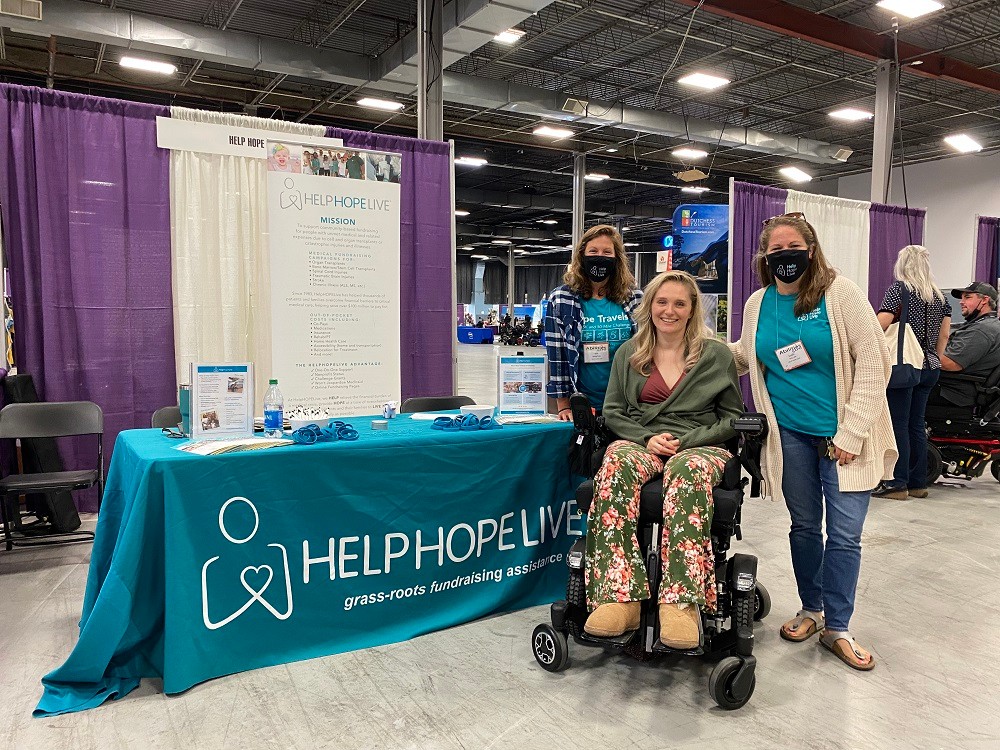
top-left (646, 432), bottom-right (681, 457)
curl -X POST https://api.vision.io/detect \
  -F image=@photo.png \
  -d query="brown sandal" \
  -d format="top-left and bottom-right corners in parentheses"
top-left (819, 630), bottom-right (876, 671)
top-left (779, 609), bottom-right (824, 642)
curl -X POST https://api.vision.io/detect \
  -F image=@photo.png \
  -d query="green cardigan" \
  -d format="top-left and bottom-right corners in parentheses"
top-left (602, 338), bottom-right (744, 450)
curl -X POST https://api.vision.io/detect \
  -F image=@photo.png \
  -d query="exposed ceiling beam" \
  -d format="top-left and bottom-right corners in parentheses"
top-left (671, 0), bottom-right (1000, 96)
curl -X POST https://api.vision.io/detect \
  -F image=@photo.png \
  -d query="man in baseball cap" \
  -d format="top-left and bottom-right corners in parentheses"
top-left (940, 281), bottom-right (1000, 379)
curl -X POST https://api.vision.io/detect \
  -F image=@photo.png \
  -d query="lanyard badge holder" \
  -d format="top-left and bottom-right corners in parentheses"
top-left (773, 292), bottom-right (812, 372)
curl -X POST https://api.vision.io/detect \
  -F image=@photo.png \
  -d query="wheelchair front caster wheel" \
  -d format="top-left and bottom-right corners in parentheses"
top-left (753, 582), bottom-right (771, 622)
top-left (532, 623), bottom-right (569, 673)
top-left (709, 656), bottom-right (755, 710)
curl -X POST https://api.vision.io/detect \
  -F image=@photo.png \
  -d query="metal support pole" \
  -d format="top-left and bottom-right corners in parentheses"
top-left (416, 0), bottom-right (443, 141)
top-left (870, 59), bottom-right (898, 204)
top-left (572, 152), bottom-right (586, 250)
top-left (507, 246), bottom-right (516, 325)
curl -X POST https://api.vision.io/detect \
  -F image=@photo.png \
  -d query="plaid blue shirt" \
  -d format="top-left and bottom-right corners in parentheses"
top-left (544, 285), bottom-right (643, 399)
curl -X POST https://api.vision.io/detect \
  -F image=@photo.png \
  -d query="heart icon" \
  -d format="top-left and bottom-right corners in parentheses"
top-left (240, 564), bottom-right (274, 598)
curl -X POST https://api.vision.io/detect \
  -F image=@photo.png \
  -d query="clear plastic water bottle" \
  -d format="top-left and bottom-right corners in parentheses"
top-left (263, 378), bottom-right (284, 437)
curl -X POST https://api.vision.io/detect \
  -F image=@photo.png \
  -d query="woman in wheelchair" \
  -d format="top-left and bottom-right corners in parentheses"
top-left (583, 270), bottom-right (744, 649)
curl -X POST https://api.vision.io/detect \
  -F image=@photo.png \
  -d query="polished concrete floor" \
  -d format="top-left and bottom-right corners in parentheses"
top-left (3, 343), bottom-right (999, 749)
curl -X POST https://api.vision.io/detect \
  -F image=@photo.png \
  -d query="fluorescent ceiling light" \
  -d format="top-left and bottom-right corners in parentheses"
top-left (538, 219), bottom-right (558, 225)
top-left (605, 147), bottom-right (619, 153)
top-left (454, 209), bottom-right (470, 216)
top-left (357, 97), bottom-right (404, 111)
top-left (533, 125), bottom-right (574, 139)
top-left (514, 249), bottom-right (529, 255)
top-left (829, 107), bottom-right (874, 121)
top-left (585, 173), bottom-right (610, 182)
top-left (119, 56), bottom-right (176, 75)
top-left (672, 147), bottom-right (708, 160)
top-left (494, 28), bottom-right (526, 44)
top-left (876, 0), bottom-right (943, 19)
top-left (455, 156), bottom-right (488, 167)
top-left (471, 254), bottom-right (491, 260)
top-left (621, 227), bottom-right (631, 231)
top-left (461, 245), bottom-right (475, 250)
top-left (681, 186), bottom-right (710, 194)
top-left (624, 242), bottom-right (639, 247)
top-left (677, 72), bottom-right (730, 90)
top-left (779, 166), bottom-right (813, 183)
top-left (491, 239), bottom-right (512, 244)
top-left (944, 134), bottom-right (983, 153)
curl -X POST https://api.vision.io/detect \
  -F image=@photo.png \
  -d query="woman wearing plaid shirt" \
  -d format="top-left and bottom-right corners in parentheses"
top-left (544, 225), bottom-right (643, 418)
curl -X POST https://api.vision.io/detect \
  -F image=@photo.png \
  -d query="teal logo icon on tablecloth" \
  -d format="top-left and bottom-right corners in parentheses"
top-left (201, 496), bottom-right (294, 630)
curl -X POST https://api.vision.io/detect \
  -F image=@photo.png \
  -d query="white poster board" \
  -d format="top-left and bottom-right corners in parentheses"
top-left (497, 355), bottom-right (547, 415)
top-left (266, 139), bottom-right (402, 415)
top-left (189, 363), bottom-right (255, 439)
top-left (156, 116), bottom-right (343, 158)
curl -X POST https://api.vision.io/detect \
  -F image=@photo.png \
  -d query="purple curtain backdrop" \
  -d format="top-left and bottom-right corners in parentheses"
top-left (867, 203), bottom-right (926, 309)
top-left (731, 182), bottom-right (787, 406)
top-left (326, 127), bottom-right (452, 399)
top-left (0, 84), bottom-right (176, 511)
top-left (975, 216), bottom-right (1000, 286)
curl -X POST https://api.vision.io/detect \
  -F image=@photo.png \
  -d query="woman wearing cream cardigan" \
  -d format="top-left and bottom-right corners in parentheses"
top-left (730, 213), bottom-right (896, 671)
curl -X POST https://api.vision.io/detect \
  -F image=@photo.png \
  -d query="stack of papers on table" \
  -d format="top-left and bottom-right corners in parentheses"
top-left (176, 437), bottom-right (294, 456)
top-left (496, 414), bottom-right (562, 425)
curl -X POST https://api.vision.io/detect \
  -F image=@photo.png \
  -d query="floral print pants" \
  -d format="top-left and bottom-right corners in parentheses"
top-left (585, 440), bottom-right (731, 612)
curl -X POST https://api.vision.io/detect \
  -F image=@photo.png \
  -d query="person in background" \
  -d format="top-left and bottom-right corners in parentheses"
top-left (729, 213), bottom-right (896, 671)
top-left (545, 225), bottom-right (642, 420)
top-left (311, 152), bottom-right (322, 176)
top-left (940, 282), bottom-right (1000, 377)
top-left (321, 153), bottom-right (331, 176)
top-left (873, 246), bottom-right (951, 500)
top-left (584, 271), bottom-right (743, 647)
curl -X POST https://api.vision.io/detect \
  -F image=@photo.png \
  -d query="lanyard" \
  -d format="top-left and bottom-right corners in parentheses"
top-left (774, 288), bottom-right (805, 350)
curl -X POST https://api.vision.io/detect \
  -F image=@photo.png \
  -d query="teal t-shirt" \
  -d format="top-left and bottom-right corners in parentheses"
top-left (578, 297), bottom-right (632, 409)
top-left (755, 287), bottom-right (838, 436)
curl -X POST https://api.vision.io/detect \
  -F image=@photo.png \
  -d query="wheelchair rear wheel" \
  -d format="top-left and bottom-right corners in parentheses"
top-left (709, 656), bottom-right (755, 710)
top-left (926, 443), bottom-right (942, 485)
top-left (566, 569), bottom-right (586, 637)
top-left (532, 624), bottom-right (569, 672)
top-left (753, 583), bottom-right (771, 622)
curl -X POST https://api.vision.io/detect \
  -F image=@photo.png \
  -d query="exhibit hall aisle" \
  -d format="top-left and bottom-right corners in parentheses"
top-left (0, 344), bottom-right (998, 748)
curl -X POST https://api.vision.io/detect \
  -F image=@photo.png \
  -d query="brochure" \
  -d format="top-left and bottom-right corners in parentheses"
top-left (176, 437), bottom-right (293, 456)
top-left (189, 363), bottom-right (255, 439)
top-left (497, 354), bottom-right (547, 416)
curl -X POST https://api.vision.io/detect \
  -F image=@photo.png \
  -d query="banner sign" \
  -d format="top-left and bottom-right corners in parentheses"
top-left (266, 139), bottom-right (402, 413)
top-left (672, 204), bottom-right (730, 337)
top-left (155, 117), bottom-right (343, 159)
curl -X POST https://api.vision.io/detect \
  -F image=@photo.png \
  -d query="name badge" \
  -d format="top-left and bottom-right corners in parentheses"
top-left (775, 340), bottom-right (812, 371)
top-left (583, 342), bottom-right (610, 363)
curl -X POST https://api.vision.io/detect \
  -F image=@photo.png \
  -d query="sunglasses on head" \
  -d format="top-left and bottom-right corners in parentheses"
top-left (762, 211), bottom-right (807, 228)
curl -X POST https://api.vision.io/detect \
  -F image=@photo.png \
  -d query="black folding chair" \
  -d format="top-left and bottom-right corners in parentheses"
top-left (0, 401), bottom-right (104, 551)
top-left (151, 405), bottom-right (182, 429)
top-left (399, 396), bottom-right (475, 413)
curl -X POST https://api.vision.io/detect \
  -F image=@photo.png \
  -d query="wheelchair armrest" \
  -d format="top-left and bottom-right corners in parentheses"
top-left (940, 372), bottom-right (989, 385)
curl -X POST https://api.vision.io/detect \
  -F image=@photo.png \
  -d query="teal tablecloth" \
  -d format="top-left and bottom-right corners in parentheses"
top-left (35, 415), bottom-right (578, 716)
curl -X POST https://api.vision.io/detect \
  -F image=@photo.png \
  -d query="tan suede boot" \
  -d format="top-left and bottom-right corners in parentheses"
top-left (584, 602), bottom-right (642, 637)
top-left (659, 602), bottom-right (701, 649)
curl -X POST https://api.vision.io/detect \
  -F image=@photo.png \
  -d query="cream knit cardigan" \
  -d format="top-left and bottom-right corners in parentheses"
top-left (730, 275), bottom-right (898, 502)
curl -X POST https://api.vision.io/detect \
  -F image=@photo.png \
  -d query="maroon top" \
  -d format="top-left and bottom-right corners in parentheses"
top-left (640, 367), bottom-right (684, 404)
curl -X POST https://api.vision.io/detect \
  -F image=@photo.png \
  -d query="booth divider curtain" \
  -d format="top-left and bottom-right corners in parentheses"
top-left (325, 127), bottom-right (452, 400)
top-left (975, 216), bottom-right (1000, 286)
top-left (785, 190), bottom-right (871, 293)
top-left (484, 262), bottom-right (508, 304)
top-left (170, 107), bottom-right (325, 405)
top-left (0, 84), bottom-right (175, 511)
top-left (516, 265), bottom-right (565, 304)
top-left (868, 204), bottom-right (926, 309)
top-left (730, 181), bottom-right (787, 342)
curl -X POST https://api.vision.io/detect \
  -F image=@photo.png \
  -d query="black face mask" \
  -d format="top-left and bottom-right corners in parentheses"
top-left (583, 256), bottom-right (616, 283)
top-left (766, 249), bottom-right (810, 283)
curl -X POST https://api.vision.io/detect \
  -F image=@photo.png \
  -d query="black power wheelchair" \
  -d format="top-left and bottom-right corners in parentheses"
top-left (924, 368), bottom-right (1000, 484)
top-left (531, 395), bottom-right (770, 710)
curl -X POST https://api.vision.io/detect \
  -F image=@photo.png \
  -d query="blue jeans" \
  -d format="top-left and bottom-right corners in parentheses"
top-left (885, 368), bottom-right (940, 490)
top-left (778, 427), bottom-right (871, 632)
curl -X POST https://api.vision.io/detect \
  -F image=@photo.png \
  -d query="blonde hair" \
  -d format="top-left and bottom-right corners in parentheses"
top-left (755, 216), bottom-right (837, 318)
top-left (563, 224), bottom-right (637, 305)
top-left (894, 245), bottom-right (945, 304)
top-left (629, 271), bottom-right (713, 376)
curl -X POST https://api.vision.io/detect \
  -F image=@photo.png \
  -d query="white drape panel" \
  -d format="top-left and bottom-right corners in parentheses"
top-left (169, 107), bottom-right (325, 403)
top-left (785, 190), bottom-right (872, 294)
